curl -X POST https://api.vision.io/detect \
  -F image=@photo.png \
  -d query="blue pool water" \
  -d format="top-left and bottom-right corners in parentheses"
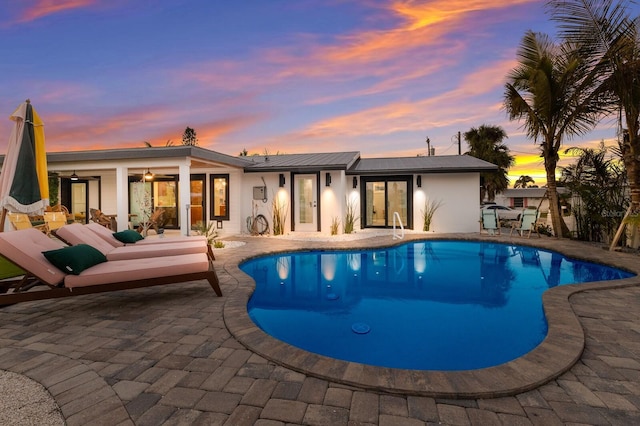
top-left (240, 241), bottom-right (633, 371)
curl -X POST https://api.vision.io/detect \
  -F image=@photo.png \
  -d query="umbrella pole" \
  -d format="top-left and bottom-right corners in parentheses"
top-left (0, 208), bottom-right (7, 233)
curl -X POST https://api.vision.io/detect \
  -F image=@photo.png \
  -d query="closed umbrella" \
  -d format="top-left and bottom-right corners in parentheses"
top-left (0, 99), bottom-right (49, 230)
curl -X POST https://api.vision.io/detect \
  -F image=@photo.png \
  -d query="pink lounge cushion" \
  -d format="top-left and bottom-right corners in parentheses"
top-left (58, 223), bottom-right (207, 261)
top-left (0, 228), bottom-right (67, 286)
top-left (103, 241), bottom-right (206, 261)
top-left (64, 253), bottom-right (209, 288)
top-left (85, 222), bottom-right (125, 247)
top-left (85, 222), bottom-right (207, 247)
top-left (42, 244), bottom-right (107, 275)
top-left (56, 223), bottom-right (116, 255)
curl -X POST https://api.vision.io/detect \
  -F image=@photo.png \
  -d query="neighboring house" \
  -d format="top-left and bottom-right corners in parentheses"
top-left (495, 187), bottom-right (570, 213)
top-left (2, 146), bottom-right (497, 235)
top-left (495, 188), bottom-right (550, 211)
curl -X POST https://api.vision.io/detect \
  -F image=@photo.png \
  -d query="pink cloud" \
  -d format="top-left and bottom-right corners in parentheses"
top-left (18, 0), bottom-right (96, 23)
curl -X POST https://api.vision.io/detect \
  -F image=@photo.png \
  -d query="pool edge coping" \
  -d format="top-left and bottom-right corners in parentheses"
top-left (221, 233), bottom-right (640, 398)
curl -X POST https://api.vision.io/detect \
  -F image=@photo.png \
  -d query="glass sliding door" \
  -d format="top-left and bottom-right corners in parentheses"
top-left (365, 181), bottom-right (386, 227)
top-left (129, 181), bottom-right (150, 228)
top-left (362, 176), bottom-right (412, 228)
top-left (386, 180), bottom-right (407, 226)
top-left (154, 180), bottom-right (178, 228)
top-left (129, 175), bottom-right (179, 229)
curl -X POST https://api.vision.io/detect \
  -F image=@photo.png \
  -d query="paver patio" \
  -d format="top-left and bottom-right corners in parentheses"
top-left (1, 232), bottom-right (639, 425)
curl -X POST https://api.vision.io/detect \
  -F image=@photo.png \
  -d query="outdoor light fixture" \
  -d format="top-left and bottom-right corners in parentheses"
top-left (325, 173), bottom-right (331, 187)
top-left (417, 175), bottom-right (422, 188)
top-left (279, 173), bottom-right (285, 187)
top-left (144, 169), bottom-right (154, 181)
top-left (70, 171), bottom-right (79, 181)
top-left (352, 176), bottom-right (358, 188)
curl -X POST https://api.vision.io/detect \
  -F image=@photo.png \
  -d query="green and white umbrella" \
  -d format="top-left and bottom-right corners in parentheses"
top-left (0, 100), bottom-right (49, 226)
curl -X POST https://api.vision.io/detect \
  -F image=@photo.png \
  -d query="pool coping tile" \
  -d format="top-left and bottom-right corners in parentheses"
top-left (222, 233), bottom-right (640, 398)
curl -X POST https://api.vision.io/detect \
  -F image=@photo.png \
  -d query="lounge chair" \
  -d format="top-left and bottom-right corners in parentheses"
top-left (85, 222), bottom-right (206, 245)
top-left (7, 212), bottom-right (47, 233)
top-left (137, 209), bottom-right (166, 235)
top-left (0, 228), bottom-right (221, 304)
top-left (47, 205), bottom-right (74, 223)
top-left (54, 223), bottom-right (214, 263)
top-left (480, 209), bottom-right (500, 235)
top-left (43, 212), bottom-right (67, 235)
top-left (90, 208), bottom-right (115, 230)
top-left (83, 222), bottom-right (214, 261)
top-left (510, 208), bottom-right (540, 238)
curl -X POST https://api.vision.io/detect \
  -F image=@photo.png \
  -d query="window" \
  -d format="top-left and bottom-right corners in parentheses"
top-left (513, 197), bottom-right (524, 208)
top-left (190, 174), bottom-right (206, 229)
top-left (211, 174), bottom-right (229, 220)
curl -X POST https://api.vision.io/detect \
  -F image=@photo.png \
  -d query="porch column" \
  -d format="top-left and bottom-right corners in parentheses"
top-left (115, 166), bottom-right (129, 232)
top-left (178, 163), bottom-right (191, 236)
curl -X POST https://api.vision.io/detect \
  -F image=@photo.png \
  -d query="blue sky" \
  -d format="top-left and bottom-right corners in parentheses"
top-left (0, 0), bottom-right (628, 184)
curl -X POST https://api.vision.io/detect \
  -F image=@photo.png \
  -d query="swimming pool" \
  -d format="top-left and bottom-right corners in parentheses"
top-left (240, 240), bottom-right (634, 371)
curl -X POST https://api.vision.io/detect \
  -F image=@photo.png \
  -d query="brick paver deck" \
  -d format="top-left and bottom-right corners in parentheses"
top-left (1, 232), bottom-right (639, 425)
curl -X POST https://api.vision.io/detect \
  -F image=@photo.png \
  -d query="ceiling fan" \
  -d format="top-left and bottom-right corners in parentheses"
top-left (50, 171), bottom-right (99, 181)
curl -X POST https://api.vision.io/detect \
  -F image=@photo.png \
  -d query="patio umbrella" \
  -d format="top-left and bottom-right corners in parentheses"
top-left (0, 100), bottom-right (49, 230)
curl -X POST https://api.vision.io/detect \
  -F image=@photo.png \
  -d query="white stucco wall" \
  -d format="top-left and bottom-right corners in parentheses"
top-left (320, 171), bottom-right (346, 234)
top-left (239, 173), bottom-right (285, 235)
top-left (414, 173), bottom-right (480, 233)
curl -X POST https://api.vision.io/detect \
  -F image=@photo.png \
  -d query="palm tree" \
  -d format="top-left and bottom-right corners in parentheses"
top-left (504, 31), bottom-right (606, 238)
top-left (547, 0), bottom-right (640, 246)
top-left (143, 140), bottom-right (174, 147)
top-left (464, 124), bottom-right (514, 202)
top-left (561, 143), bottom-right (627, 242)
top-left (514, 175), bottom-right (536, 188)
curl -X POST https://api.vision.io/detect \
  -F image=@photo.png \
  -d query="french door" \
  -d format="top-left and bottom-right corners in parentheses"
top-left (294, 174), bottom-right (318, 232)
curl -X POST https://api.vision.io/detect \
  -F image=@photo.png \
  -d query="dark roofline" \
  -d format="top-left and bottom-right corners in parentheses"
top-left (346, 155), bottom-right (498, 175)
top-left (243, 152), bottom-right (361, 173)
top-left (43, 146), bottom-right (253, 168)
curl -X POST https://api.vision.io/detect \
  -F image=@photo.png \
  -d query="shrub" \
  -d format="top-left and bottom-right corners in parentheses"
top-left (330, 217), bottom-right (340, 235)
top-left (421, 199), bottom-right (443, 232)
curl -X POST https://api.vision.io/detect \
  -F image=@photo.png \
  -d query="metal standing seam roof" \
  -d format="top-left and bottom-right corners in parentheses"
top-left (347, 155), bottom-right (498, 175)
top-left (42, 146), bottom-right (253, 168)
top-left (1, 146), bottom-right (497, 175)
top-left (243, 151), bottom-right (361, 172)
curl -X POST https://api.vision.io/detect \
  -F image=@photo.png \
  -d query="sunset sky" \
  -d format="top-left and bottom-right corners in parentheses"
top-left (0, 0), bottom-right (629, 185)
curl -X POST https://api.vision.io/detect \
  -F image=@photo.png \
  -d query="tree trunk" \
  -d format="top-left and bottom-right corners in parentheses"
top-left (545, 160), bottom-right (571, 238)
top-left (622, 125), bottom-right (640, 248)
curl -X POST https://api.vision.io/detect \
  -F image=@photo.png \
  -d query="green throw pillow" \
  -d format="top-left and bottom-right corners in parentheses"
top-left (42, 244), bottom-right (107, 275)
top-left (113, 229), bottom-right (145, 243)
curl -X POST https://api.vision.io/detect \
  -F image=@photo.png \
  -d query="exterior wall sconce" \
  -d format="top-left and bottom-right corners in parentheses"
top-left (325, 172), bottom-right (331, 187)
top-left (144, 169), bottom-right (154, 181)
top-left (70, 171), bottom-right (79, 181)
top-left (352, 176), bottom-right (358, 188)
top-left (279, 173), bottom-right (285, 187)
top-left (417, 175), bottom-right (422, 187)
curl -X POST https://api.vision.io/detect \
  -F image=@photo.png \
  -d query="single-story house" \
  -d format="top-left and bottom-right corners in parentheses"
top-left (3, 146), bottom-right (497, 235)
top-left (495, 187), bottom-right (570, 214)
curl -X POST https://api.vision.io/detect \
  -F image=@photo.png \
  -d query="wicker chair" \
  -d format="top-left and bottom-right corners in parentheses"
top-left (90, 208), bottom-right (114, 230)
top-left (137, 209), bottom-right (166, 235)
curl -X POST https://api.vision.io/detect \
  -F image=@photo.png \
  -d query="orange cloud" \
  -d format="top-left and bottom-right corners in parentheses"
top-left (178, 0), bottom-right (534, 100)
top-left (18, 0), bottom-right (95, 22)
top-left (317, 0), bottom-right (533, 66)
top-left (276, 58), bottom-right (516, 145)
